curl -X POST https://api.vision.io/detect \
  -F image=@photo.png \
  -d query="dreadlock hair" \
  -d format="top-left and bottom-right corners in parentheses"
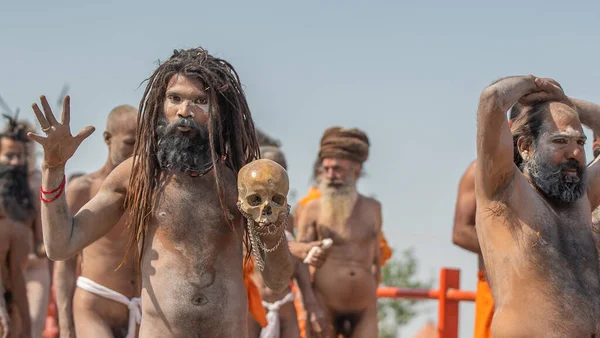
top-left (124, 47), bottom-right (260, 265)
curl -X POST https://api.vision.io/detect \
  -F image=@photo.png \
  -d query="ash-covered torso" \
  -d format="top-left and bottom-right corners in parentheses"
top-left (477, 179), bottom-right (600, 338)
top-left (139, 167), bottom-right (247, 338)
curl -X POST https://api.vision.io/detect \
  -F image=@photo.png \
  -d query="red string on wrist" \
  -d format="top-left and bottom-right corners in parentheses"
top-left (40, 175), bottom-right (66, 203)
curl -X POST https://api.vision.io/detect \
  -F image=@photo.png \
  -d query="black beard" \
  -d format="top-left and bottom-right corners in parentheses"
top-left (0, 164), bottom-right (33, 222)
top-left (523, 152), bottom-right (586, 204)
top-left (156, 117), bottom-right (213, 174)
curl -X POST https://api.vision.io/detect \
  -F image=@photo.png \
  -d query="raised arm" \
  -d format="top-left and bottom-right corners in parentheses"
top-left (476, 76), bottom-right (539, 197)
top-left (54, 178), bottom-right (90, 338)
top-left (452, 161), bottom-right (480, 254)
top-left (27, 95), bottom-right (127, 261)
top-left (569, 98), bottom-right (600, 208)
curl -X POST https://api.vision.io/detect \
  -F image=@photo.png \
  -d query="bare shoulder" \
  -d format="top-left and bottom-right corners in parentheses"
top-left (66, 174), bottom-right (94, 194)
top-left (104, 157), bottom-right (134, 192)
top-left (360, 194), bottom-right (381, 211)
top-left (303, 197), bottom-right (322, 214)
top-left (462, 161), bottom-right (477, 184)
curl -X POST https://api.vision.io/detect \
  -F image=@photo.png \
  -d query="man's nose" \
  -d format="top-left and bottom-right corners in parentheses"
top-left (177, 101), bottom-right (194, 119)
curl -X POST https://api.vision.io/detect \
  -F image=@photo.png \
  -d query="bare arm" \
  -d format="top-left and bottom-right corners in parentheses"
top-left (54, 178), bottom-right (89, 337)
top-left (476, 76), bottom-right (538, 197)
top-left (254, 224), bottom-right (294, 293)
top-left (293, 255), bottom-right (328, 335)
top-left (10, 225), bottom-right (30, 338)
top-left (31, 195), bottom-right (45, 258)
top-left (452, 161), bottom-right (481, 254)
top-left (373, 202), bottom-right (382, 284)
top-left (296, 202), bottom-right (318, 243)
top-left (40, 161), bottom-right (128, 261)
top-left (570, 98), bottom-right (600, 208)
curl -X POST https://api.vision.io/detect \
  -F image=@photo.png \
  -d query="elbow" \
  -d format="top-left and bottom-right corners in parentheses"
top-left (478, 87), bottom-right (502, 112)
top-left (452, 229), bottom-right (465, 248)
top-left (45, 245), bottom-right (74, 262)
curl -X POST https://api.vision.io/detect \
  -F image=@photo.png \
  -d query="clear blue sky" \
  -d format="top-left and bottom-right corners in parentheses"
top-left (2, 1), bottom-right (599, 336)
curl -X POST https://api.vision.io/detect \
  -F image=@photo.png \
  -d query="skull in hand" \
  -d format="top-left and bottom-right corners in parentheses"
top-left (237, 159), bottom-right (290, 227)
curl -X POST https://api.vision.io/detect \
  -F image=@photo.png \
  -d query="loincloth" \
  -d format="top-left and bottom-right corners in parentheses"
top-left (76, 277), bottom-right (140, 338)
top-left (260, 292), bottom-right (295, 338)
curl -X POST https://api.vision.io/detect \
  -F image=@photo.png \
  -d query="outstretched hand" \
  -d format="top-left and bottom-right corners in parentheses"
top-left (519, 77), bottom-right (570, 106)
top-left (28, 96), bottom-right (95, 169)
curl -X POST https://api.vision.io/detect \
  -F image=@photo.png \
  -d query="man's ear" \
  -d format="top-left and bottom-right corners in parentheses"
top-left (517, 136), bottom-right (531, 161)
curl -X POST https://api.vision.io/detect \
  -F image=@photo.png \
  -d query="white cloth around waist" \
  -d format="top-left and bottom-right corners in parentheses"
top-left (76, 276), bottom-right (141, 338)
top-left (260, 292), bottom-right (295, 338)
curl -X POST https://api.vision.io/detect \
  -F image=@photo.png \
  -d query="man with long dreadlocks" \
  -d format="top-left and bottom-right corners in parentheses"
top-left (28, 46), bottom-right (293, 337)
top-left (2, 119), bottom-right (48, 338)
top-left (0, 116), bottom-right (34, 337)
top-left (53, 105), bottom-right (138, 338)
top-left (297, 127), bottom-right (382, 338)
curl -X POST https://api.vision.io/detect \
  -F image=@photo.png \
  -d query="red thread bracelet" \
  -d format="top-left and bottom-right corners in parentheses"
top-left (40, 175), bottom-right (66, 203)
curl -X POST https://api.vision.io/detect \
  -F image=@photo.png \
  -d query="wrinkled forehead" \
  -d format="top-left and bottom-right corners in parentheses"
top-left (542, 103), bottom-right (584, 137)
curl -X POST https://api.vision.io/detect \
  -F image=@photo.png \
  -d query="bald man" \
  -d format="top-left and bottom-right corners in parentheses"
top-left (54, 105), bottom-right (138, 338)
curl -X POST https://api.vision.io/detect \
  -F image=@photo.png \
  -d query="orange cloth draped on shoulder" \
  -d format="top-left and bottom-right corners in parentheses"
top-left (296, 186), bottom-right (392, 266)
top-left (244, 259), bottom-right (268, 328)
top-left (474, 270), bottom-right (494, 338)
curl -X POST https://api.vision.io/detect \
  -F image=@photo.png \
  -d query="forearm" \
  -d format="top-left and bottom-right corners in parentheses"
top-left (571, 98), bottom-right (600, 135)
top-left (41, 165), bottom-right (76, 260)
top-left (452, 225), bottom-right (481, 254)
top-left (257, 231), bottom-right (294, 292)
top-left (481, 75), bottom-right (537, 117)
top-left (54, 258), bottom-right (77, 333)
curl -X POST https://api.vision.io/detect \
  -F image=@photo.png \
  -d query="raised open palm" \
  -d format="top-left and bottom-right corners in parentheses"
top-left (28, 95), bottom-right (95, 168)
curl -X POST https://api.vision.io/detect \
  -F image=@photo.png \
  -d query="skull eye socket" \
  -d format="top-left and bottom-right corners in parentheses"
top-left (247, 194), bottom-right (262, 207)
top-left (272, 194), bottom-right (285, 206)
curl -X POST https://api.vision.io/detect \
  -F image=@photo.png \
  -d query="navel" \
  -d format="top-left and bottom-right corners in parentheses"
top-left (191, 293), bottom-right (209, 306)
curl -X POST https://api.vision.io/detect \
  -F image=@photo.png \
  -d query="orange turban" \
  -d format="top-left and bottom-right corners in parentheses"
top-left (318, 127), bottom-right (370, 164)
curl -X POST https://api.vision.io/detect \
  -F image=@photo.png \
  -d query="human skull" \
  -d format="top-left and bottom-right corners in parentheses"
top-left (238, 159), bottom-right (289, 226)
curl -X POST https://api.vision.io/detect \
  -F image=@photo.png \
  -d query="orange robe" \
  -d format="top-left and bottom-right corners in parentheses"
top-left (244, 259), bottom-right (268, 328)
top-left (474, 270), bottom-right (494, 338)
top-left (294, 186), bottom-right (393, 337)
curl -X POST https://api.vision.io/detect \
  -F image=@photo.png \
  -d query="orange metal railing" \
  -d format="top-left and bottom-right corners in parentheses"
top-left (43, 267), bottom-right (474, 338)
top-left (377, 268), bottom-right (475, 338)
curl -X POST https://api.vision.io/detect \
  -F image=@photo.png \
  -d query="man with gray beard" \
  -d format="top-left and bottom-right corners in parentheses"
top-left (297, 127), bottom-right (381, 338)
top-left (475, 75), bottom-right (600, 337)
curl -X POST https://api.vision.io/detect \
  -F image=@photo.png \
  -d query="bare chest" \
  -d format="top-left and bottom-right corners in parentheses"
top-left (150, 176), bottom-right (243, 257)
top-left (525, 205), bottom-right (600, 309)
top-left (316, 201), bottom-right (377, 245)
